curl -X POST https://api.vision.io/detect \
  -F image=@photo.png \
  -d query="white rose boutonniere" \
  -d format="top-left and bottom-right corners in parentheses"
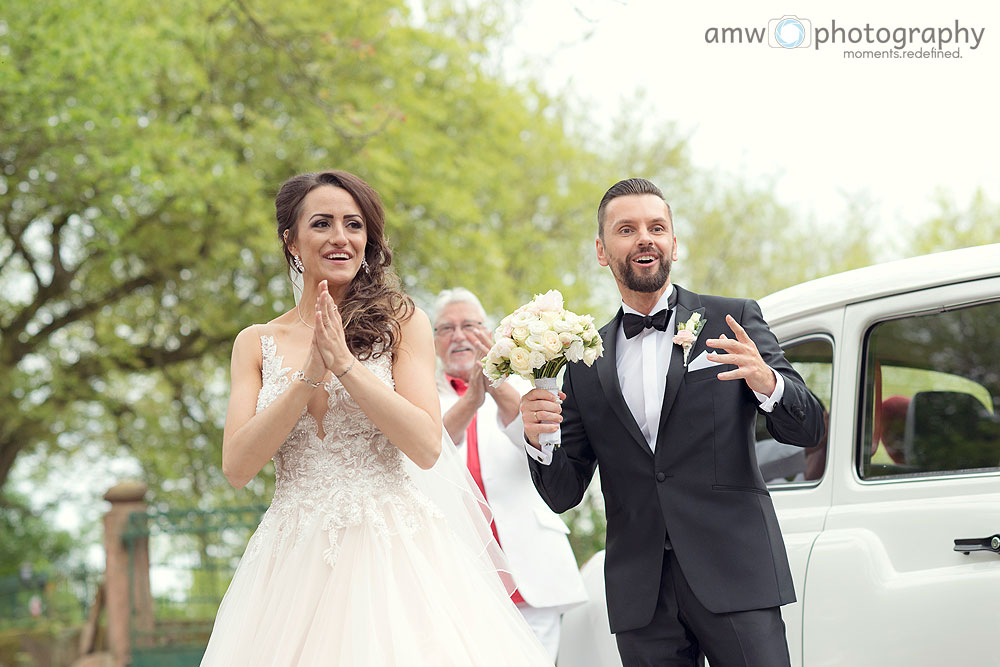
top-left (672, 312), bottom-right (706, 367)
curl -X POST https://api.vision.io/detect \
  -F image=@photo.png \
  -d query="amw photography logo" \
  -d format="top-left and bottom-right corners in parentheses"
top-left (768, 15), bottom-right (811, 49)
top-left (705, 16), bottom-right (986, 60)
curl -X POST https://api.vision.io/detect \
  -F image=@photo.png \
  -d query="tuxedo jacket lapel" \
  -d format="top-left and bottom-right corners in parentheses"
top-left (657, 288), bottom-right (706, 447)
top-left (595, 310), bottom-right (652, 458)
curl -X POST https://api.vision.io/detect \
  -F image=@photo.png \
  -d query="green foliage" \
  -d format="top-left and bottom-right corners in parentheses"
top-left (908, 189), bottom-right (1000, 256)
top-left (0, 0), bottom-right (608, 508)
top-left (563, 489), bottom-right (607, 567)
top-left (0, 492), bottom-right (74, 576)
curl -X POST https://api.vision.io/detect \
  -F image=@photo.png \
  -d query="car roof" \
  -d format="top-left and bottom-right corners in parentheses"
top-left (759, 243), bottom-right (1000, 325)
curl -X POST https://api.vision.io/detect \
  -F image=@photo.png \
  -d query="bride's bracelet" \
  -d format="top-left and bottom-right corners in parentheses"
top-left (291, 371), bottom-right (325, 388)
top-left (334, 359), bottom-right (355, 379)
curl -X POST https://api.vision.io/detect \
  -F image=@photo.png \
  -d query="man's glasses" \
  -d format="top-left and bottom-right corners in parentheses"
top-left (434, 321), bottom-right (483, 338)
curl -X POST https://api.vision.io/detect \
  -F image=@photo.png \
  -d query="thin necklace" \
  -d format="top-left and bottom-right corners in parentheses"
top-left (296, 302), bottom-right (315, 329)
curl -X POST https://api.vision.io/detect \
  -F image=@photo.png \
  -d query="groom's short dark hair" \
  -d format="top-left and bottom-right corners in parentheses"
top-left (597, 178), bottom-right (672, 240)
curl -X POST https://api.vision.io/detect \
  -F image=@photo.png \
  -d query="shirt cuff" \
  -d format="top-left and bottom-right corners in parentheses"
top-left (524, 435), bottom-right (554, 465)
top-left (754, 368), bottom-right (785, 413)
top-left (501, 413), bottom-right (526, 448)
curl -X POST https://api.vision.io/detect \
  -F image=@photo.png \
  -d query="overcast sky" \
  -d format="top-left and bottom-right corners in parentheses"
top-left (508, 0), bottom-right (1000, 252)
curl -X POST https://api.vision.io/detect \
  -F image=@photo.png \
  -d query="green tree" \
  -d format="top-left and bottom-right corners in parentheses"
top-left (908, 189), bottom-right (1000, 255)
top-left (0, 0), bottom-right (616, 501)
top-left (0, 492), bottom-right (74, 577)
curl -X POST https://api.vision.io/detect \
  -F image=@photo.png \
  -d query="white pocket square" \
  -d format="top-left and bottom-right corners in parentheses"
top-left (686, 350), bottom-right (723, 372)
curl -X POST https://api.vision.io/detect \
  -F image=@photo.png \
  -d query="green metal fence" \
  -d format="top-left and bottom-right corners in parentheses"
top-left (121, 505), bottom-right (267, 667)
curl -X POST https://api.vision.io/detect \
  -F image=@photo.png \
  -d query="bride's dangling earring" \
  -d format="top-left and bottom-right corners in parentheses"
top-left (283, 230), bottom-right (305, 274)
top-left (361, 257), bottom-right (370, 274)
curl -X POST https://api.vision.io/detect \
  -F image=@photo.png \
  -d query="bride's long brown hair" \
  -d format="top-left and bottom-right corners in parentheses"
top-left (275, 170), bottom-right (414, 359)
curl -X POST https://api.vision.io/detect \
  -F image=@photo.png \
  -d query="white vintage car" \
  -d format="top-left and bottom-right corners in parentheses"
top-left (557, 244), bottom-right (1000, 667)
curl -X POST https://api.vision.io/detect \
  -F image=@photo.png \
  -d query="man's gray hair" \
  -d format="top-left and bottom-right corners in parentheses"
top-left (432, 287), bottom-right (488, 325)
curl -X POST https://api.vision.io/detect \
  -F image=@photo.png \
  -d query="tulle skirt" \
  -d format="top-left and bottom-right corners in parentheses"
top-left (201, 498), bottom-right (553, 666)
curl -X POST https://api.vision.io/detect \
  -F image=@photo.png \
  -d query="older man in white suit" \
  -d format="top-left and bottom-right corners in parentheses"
top-left (433, 288), bottom-right (588, 658)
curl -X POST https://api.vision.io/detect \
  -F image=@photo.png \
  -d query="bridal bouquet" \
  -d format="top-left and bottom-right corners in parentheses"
top-left (483, 290), bottom-right (604, 448)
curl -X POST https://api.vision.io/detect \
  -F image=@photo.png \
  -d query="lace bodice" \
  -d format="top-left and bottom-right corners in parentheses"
top-left (246, 335), bottom-right (439, 566)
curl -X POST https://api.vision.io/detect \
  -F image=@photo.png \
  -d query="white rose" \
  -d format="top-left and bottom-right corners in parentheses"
top-left (542, 331), bottom-right (563, 355)
top-left (581, 328), bottom-right (598, 343)
top-left (532, 289), bottom-right (564, 312)
top-left (528, 320), bottom-right (550, 336)
top-left (583, 346), bottom-right (599, 366)
top-left (524, 334), bottom-right (547, 352)
top-left (565, 339), bottom-right (585, 362)
top-left (540, 311), bottom-right (560, 326)
top-left (511, 326), bottom-right (529, 342)
top-left (552, 317), bottom-right (574, 333)
top-left (493, 337), bottom-right (515, 358)
top-left (509, 347), bottom-right (533, 375)
top-left (510, 310), bottom-right (535, 327)
top-left (529, 350), bottom-right (547, 370)
top-left (557, 331), bottom-right (576, 346)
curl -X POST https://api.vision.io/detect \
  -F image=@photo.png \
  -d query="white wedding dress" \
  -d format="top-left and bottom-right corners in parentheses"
top-left (201, 336), bottom-right (553, 666)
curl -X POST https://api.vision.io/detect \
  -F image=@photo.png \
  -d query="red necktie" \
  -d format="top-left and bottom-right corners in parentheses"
top-left (447, 375), bottom-right (524, 605)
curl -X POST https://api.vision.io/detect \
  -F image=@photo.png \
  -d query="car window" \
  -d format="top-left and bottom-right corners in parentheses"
top-left (756, 337), bottom-right (832, 486)
top-left (860, 300), bottom-right (1000, 479)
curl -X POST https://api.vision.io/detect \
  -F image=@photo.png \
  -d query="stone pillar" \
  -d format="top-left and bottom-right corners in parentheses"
top-left (103, 481), bottom-right (152, 667)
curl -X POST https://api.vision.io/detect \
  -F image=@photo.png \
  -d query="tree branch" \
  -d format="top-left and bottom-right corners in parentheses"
top-left (0, 242), bottom-right (14, 274)
top-left (1, 218), bottom-right (41, 289)
top-left (1, 197), bottom-right (177, 353)
top-left (50, 211), bottom-right (72, 281)
top-left (2, 273), bottom-right (159, 366)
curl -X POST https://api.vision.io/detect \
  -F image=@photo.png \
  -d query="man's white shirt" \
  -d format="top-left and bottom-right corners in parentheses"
top-left (616, 286), bottom-right (675, 451)
top-left (525, 285), bottom-right (784, 465)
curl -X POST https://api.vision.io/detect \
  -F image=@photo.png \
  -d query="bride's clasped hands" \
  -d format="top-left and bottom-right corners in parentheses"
top-left (299, 279), bottom-right (356, 387)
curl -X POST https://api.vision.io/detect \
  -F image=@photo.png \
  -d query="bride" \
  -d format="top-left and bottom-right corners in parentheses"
top-left (201, 170), bottom-right (553, 665)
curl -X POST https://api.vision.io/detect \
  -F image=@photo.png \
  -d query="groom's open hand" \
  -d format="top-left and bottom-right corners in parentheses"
top-left (705, 314), bottom-right (777, 396)
top-left (520, 388), bottom-right (565, 449)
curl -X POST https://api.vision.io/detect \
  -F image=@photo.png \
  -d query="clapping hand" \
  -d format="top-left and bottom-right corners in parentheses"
top-left (313, 280), bottom-right (355, 378)
top-left (454, 324), bottom-right (493, 409)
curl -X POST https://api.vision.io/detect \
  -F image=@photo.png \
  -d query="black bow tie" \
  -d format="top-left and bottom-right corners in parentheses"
top-left (622, 309), bottom-right (671, 339)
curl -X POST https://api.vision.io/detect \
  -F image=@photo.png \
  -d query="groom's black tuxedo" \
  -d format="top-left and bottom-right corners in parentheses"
top-left (528, 284), bottom-right (825, 635)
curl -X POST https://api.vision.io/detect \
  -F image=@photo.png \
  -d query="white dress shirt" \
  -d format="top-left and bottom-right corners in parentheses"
top-left (617, 287), bottom-right (675, 451)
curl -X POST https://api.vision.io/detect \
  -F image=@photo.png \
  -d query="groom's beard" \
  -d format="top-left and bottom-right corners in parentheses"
top-left (610, 248), bottom-right (671, 293)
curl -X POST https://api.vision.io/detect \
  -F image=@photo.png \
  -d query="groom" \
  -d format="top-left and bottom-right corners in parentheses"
top-left (520, 178), bottom-right (824, 666)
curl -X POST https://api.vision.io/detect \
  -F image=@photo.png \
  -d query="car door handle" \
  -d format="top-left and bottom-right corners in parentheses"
top-left (954, 534), bottom-right (1000, 555)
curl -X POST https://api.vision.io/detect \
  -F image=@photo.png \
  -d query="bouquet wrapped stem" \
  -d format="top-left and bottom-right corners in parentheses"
top-left (533, 376), bottom-right (561, 447)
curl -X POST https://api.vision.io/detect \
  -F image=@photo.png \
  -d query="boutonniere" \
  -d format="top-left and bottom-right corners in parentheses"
top-left (673, 312), bottom-right (706, 367)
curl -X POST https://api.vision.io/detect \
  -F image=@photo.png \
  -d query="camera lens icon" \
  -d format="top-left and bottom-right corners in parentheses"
top-left (768, 15), bottom-right (811, 49)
